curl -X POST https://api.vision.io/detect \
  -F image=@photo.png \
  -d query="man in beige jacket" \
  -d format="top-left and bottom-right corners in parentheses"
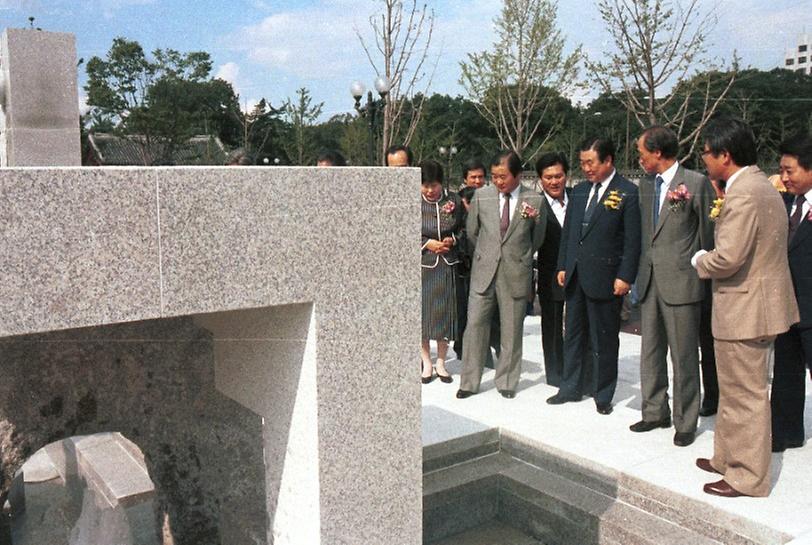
top-left (692, 117), bottom-right (799, 497)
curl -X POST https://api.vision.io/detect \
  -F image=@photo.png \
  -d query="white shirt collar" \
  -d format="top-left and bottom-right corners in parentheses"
top-left (724, 166), bottom-right (748, 191)
top-left (598, 169), bottom-right (616, 187)
top-left (659, 161), bottom-right (679, 185)
top-left (544, 190), bottom-right (567, 207)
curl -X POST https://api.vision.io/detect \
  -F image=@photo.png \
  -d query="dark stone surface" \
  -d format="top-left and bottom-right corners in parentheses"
top-left (0, 317), bottom-right (266, 545)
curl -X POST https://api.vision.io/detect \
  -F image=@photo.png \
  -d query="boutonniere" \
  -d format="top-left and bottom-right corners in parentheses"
top-left (520, 201), bottom-right (539, 219)
top-left (666, 184), bottom-right (692, 211)
top-left (440, 200), bottom-right (456, 217)
top-left (604, 190), bottom-right (623, 210)
top-left (709, 198), bottom-right (724, 221)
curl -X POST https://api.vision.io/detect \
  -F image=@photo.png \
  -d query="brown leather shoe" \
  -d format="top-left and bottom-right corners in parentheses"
top-left (703, 479), bottom-right (747, 498)
top-left (695, 458), bottom-right (722, 475)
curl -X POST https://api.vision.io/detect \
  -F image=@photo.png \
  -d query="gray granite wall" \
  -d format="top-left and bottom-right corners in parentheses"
top-left (0, 29), bottom-right (81, 166)
top-left (0, 166), bottom-right (421, 544)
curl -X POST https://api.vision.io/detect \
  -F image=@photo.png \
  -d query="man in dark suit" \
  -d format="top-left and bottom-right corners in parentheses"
top-left (535, 152), bottom-right (569, 387)
top-left (457, 151), bottom-right (546, 399)
top-left (770, 133), bottom-right (812, 453)
top-left (547, 137), bottom-right (641, 414)
top-left (631, 126), bottom-right (715, 447)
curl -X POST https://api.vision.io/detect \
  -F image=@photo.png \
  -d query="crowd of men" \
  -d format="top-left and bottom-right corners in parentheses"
top-left (317, 117), bottom-right (811, 499)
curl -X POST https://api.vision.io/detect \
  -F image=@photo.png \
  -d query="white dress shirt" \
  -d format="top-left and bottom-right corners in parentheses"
top-left (655, 161), bottom-right (680, 217)
top-left (499, 184), bottom-right (522, 222)
top-left (544, 191), bottom-right (568, 227)
top-left (584, 169), bottom-right (616, 213)
top-left (790, 188), bottom-right (812, 219)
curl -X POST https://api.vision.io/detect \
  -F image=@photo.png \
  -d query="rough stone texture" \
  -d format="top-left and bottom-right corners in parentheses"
top-left (0, 29), bottom-right (81, 166)
top-left (0, 166), bottom-right (422, 544)
top-left (0, 318), bottom-right (266, 544)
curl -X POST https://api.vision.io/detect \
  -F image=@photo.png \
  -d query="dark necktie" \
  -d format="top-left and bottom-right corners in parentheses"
top-left (500, 192), bottom-right (511, 239)
top-left (584, 183), bottom-right (602, 224)
top-left (653, 175), bottom-right (665, 225)
top-left (789, 194), bottom-right (806, 242)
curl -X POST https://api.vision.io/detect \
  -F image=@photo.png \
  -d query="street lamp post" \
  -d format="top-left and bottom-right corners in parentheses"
top-left (438, 145), bottom-right (458, 186)
top-left (351, 77), bottom-right (391, 166)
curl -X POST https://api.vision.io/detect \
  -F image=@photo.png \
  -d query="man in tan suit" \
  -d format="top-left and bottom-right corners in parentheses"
top-left (692, 117), bottom-right (799, 497)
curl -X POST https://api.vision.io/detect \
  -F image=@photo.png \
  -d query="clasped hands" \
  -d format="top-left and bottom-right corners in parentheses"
top-left (426, 237), bottom-right (454, 254)
top-left (556, 271), bottom-right (631, 296)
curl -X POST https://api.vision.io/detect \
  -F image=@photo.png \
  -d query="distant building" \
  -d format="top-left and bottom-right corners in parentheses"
top-left (784, 33), bottom-right (811, 75)
top-left (84, 133), bottom-right (229, 166)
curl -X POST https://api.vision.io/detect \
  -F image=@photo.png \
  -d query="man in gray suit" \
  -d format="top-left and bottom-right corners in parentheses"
top-left (457, 151), bottom-right (546, 399)
top-left (631, 126), bottom-right (715, 447)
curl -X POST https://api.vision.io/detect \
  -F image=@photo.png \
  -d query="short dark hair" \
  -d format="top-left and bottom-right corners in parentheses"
top-left (702, 116), bottom-right (758, 167)
top-left (385, 144), bottom-right (413, 166)
top-left (227, 148), bottom-right (251, 166)
top-left (316, 149), bottom-right (347, 166)
top-left (779, 133), bottom-right (812, 171)
top-left (420, 159), bottom-right (444, 185)
top-left (458, 185), bottom-right (476, 204)
top-left (579, 136), bottom-right (615, 164)
top-left (462, 159), bottom-right (486, 180)
top-left (640, 125), bottom-right (679, 160)
top-left (535, 152), bottom-right (569, 177)
top-left (490, 150), bottom-right (523, 177)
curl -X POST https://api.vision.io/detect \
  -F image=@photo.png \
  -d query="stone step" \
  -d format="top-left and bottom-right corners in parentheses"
top-left (424, 432), bottom-right (791, 545)
top-left (500, 432), bottom-right (790, 545)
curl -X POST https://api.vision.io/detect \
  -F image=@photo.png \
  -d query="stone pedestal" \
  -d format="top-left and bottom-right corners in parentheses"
top-left (0, 166), bottom-right (422, 544)
top-left (0, 28), bottom-right (81, 166)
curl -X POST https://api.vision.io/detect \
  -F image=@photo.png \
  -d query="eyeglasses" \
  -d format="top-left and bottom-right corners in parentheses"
top-left (698, 149), bottom-right (714, 157)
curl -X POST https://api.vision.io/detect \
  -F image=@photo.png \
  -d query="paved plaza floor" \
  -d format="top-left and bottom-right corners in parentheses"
top-left (422, 317), bottom-right (812, 544)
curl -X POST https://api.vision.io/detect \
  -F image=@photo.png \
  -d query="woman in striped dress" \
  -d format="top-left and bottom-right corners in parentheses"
top-left (421, 160), bottom-right (464, 384)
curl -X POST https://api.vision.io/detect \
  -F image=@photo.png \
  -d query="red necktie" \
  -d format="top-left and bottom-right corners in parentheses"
top-left (500, 193), bottom-right (511, 239)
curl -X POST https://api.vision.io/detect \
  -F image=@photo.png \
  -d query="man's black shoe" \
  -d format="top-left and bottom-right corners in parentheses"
top-left (499, 390), bottom-right (515, 399)
top-left (546, 393), bottom-right (579, 405)
top-left (772, 438), bottom-right (804, 453)
top-left (629, 417), bottom-right (671, 433)
top-left (456, 389), bottom-right (476, 399)
top-left (674, 431), bottom-right (696, 447)
top-left (699, 401), bottom-right (718, 417)
top-left (596, 403), bottom-right (613, 415)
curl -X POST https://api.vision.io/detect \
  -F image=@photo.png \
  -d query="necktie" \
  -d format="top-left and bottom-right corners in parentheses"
top-left (584, 183), bottom-right (602, 224)
top-left (500, 192), bottom-right (511, 239)
top-left (653, 175), bottom-right (665, 226)
top-left (789, 194), bottom-right (806, 242)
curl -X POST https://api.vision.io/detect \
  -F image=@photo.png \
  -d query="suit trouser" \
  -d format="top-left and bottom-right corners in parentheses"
top-left (699, 287), bottom-right (719, 407)
top-left (539, 296), bottom-right (564, 387)
top-left (770, 325), bottom-right (812, 446)
top-left (559, 273), bottom-right (622, 406)
top-left (459, 267), bottom-right (526, 393)
top-left (639, 275), bottom-right (701, 432)
top-left (711, 336), bottom-right (774, 497)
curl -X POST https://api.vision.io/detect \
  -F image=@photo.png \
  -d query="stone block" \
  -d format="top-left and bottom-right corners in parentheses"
top-left (0, 28), bottom-right (80, 166)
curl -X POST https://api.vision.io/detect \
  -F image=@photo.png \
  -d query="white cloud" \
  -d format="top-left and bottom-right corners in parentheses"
top-left (215, 61), bottom-right (240, 85)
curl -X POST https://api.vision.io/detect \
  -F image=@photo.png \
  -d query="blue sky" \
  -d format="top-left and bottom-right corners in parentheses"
top-left (0, 0), bottom-right (808, 120)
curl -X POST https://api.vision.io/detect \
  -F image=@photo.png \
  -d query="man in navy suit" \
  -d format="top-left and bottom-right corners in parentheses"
top-left (547, 137), bottom-right (641, 414)
top-left (770, 134), bottom-right (812, 453)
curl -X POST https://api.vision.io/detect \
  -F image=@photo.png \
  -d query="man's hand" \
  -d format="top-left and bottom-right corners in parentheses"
top-left (556, 271), bottom-right (566, 287)
top-left (613, 278), bottom-right (630, 297)
top-left (441, 236), bottom-right (455, 248)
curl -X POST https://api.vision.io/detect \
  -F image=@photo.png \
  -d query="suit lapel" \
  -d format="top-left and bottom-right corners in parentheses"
top-left (789, 206), bottom-right (812, 251)
top-left (652, 167), bottom-right (682, 240)
top-left (580, 175), bottom-right (618, 240)
top-left (502, 186), bottom-right (529, 242)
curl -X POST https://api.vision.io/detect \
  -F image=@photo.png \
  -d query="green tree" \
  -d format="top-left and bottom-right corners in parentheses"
top-left (283, 87), bottom-right (324, 165)
top-left (85, 37), bottom-right (242, 164)
top-left (459, 0), bottom-right (580, 162)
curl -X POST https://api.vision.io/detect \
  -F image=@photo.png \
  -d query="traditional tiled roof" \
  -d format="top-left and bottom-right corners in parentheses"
top-left (86, 133), bottom-right (229, 166)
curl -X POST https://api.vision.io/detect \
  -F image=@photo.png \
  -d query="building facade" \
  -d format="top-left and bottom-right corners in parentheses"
top-left (785, 33), bottom-right (811, 75)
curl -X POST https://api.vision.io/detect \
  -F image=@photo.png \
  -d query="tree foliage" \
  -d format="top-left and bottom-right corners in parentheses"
top-left (587, 0), bottom-right (737, 160)
top-left (459, 0), bottom-right (580, 162)
top-left (283, 87), bottom-right (324, 165)
top-left (84, 37), bottom-right (242, 164)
